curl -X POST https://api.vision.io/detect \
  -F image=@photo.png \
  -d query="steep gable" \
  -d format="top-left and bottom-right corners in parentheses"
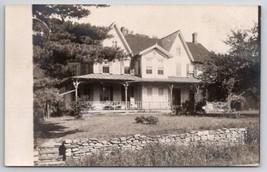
top-left (102, 23), bottom-right (132, 54)
top-left (160, 31), bottom-right (179, 51)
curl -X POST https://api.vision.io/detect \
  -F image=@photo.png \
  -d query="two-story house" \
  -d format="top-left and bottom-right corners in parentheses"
top-left (61, 23), bottom-right (210, 111)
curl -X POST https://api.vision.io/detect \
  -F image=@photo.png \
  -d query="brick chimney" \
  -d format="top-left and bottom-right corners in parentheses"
top-left (121, 27), bottom-right (127, 35)
top-left (192, 32), bottom-right (198, 44)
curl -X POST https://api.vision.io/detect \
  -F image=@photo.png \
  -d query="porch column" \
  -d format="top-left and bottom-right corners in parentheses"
top-left (123, 82), bottom-right (129, 110)
top-left (169, 84), bottom-right (174, 111)
top-left (73, 80), bottom-right (80, 103)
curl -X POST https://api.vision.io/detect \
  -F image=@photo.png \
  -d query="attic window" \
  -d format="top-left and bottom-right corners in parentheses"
top-left (176, 46), bottom-right (181, 56)
top-left (112, 40), bottom-right (117, 47)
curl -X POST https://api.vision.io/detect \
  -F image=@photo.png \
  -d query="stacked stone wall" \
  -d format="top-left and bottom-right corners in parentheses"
top-left (35, 128), bottom-right (247, 166)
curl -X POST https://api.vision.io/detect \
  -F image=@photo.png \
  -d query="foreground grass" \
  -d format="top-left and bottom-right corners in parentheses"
top-left (65, 143), bottom-right (259, 166)
top-left (35, 113), bottom-right (258, 143)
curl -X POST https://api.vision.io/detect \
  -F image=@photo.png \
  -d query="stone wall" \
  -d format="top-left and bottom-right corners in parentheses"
top-left (35, 128), bottom-right (247, 166)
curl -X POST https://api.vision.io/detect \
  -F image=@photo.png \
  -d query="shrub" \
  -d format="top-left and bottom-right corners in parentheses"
top-left (182, 100), bottom-right (195, 115)
top-left (146, 116), bottom-right (159, 125)
top-left (245, 123), bottom-right (259, 145)
top-left (135, 116), bottom-right (159, 125)
top-left (135, 116), bottom-right (146, 123)
top-left (195, 99), bottom-right (207, 114)
top-left (72, 100), bottom-right (88, 119)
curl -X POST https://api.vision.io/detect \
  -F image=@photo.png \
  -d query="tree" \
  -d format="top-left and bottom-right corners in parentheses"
top-left (33, 5), bottom-right (125, 119)
top-left (199, 24), bottom-right (260, 108)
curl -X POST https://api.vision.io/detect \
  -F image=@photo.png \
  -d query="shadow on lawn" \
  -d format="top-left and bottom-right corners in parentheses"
top-left (34, 120), bottom-right (81, 140)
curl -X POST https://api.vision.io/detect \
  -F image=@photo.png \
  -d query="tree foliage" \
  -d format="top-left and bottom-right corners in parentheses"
top-left (199, 24), bottom-right (260, 106)
top-left (33, 5), bottom-right (124, 119)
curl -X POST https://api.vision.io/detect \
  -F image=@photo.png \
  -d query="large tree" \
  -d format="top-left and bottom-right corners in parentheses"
top-left (199, 24), bottom-right (260, 107)
top-left (33, 5), bottom-right (124, 119)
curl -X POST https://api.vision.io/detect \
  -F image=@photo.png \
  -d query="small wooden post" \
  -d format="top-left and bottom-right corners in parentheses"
top-left (73, 80), bottom-right (80, 103)
top-left (169, 84), bottom-right (174, 111)
top-left (123, 83), bottom-right (129, 110)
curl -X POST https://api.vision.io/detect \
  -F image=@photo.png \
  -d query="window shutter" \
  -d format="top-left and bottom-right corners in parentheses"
top-left (120, 60), bottom-right (124, 74)
top-left (109, 62), bottom-right (112, 74)
top-left (99, 64), bottom-right (103, 73)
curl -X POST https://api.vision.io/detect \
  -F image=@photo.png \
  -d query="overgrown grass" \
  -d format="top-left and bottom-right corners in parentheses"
top-left (65, 143), bottom-right (259, 166)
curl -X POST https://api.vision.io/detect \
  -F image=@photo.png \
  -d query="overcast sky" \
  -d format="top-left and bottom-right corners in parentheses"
top-left (78, 5), bottom-right (259, 53)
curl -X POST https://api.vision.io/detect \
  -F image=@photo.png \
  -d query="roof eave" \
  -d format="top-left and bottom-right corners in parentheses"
top-left (139, 44), bottom-right (173, 58)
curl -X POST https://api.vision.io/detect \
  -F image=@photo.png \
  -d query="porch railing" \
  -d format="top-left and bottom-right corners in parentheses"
top-left (82, 101), bottom-right (172, 111)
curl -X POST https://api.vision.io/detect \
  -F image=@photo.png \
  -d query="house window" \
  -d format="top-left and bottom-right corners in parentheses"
top-left (186, 64), bottom-right (194, 77)
top-left (176, 46), bottom-right (181, 56)
top-left (158, 67), bottom-right (164, 75)
top-left (146, 66), bottom-right (152, 74)
top-left (147, 87), bottom-right (152, 96)
top-left (112, 40), bottom-right (117, 47)
top-left (124, 67), bottom-right (130, 74)
top-left (103, 66), bottom-right (110, 73)
top-left (102, 61), bottom-right (110, 73)
top-left (158, 88), bottom-right (164, 96)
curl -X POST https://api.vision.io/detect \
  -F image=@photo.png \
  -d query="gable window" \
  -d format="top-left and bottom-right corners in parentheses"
top-left (147, 87), bottom-right (152, 96)
top-left (158, 67), bottom-right (164, 75)
top-left (146, 66), bottom-right (152, 74)
top-left (158, 88), bottom-right (164, 96)
top-left (112, 40), bottom-right (117, 47)
top-left (176, 46), bottom-right (181, 56)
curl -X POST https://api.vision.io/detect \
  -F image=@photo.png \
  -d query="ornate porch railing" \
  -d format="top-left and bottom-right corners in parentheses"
top-left (81, 101), bottom-right (172, 111)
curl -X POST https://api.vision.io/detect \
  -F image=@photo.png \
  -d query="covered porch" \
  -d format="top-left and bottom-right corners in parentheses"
top-left (61, 73), bottom-right (200, 112)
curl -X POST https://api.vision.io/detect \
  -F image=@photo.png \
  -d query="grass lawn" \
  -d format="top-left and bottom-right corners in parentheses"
top-left (35, 112), bottom-right (259, 146)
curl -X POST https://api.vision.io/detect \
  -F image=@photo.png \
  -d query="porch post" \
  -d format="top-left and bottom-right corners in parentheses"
top-left (73, 80), bottom-right (80, 103)
top-left (123, 82), bottom-right (129, 110)
top-left (169, 84), bottom-right (174, 111)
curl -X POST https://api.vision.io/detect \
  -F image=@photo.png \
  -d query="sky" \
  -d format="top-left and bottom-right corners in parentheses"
top-left (78, 5), bottom-right (259, 53)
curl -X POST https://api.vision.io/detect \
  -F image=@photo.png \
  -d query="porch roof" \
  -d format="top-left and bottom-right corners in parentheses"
top-left (71, 73), bottom-right (200, 84)
top-left (136, 76), bottom-right (201, 84)
top-left (72, 73), bottom-right (140, 81)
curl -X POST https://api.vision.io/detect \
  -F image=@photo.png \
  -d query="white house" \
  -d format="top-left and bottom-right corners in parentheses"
top-left (61, 23), bottom-right (210, 111)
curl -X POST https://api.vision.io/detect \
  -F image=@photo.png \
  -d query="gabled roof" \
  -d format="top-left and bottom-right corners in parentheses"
top-left (124, 34), bottom-right (161, 55)
top-left (186, 42), bottom-right (210, 63)
top-left (111, 23), bottom-right (209, 62)
top-left (160, 30), bottom-right (179, 51)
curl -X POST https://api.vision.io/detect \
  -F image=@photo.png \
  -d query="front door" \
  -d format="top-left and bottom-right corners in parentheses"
top-left (100, 85), bottom-right (113, 101)
top-left (173, 88), bottom-right (181, 106)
